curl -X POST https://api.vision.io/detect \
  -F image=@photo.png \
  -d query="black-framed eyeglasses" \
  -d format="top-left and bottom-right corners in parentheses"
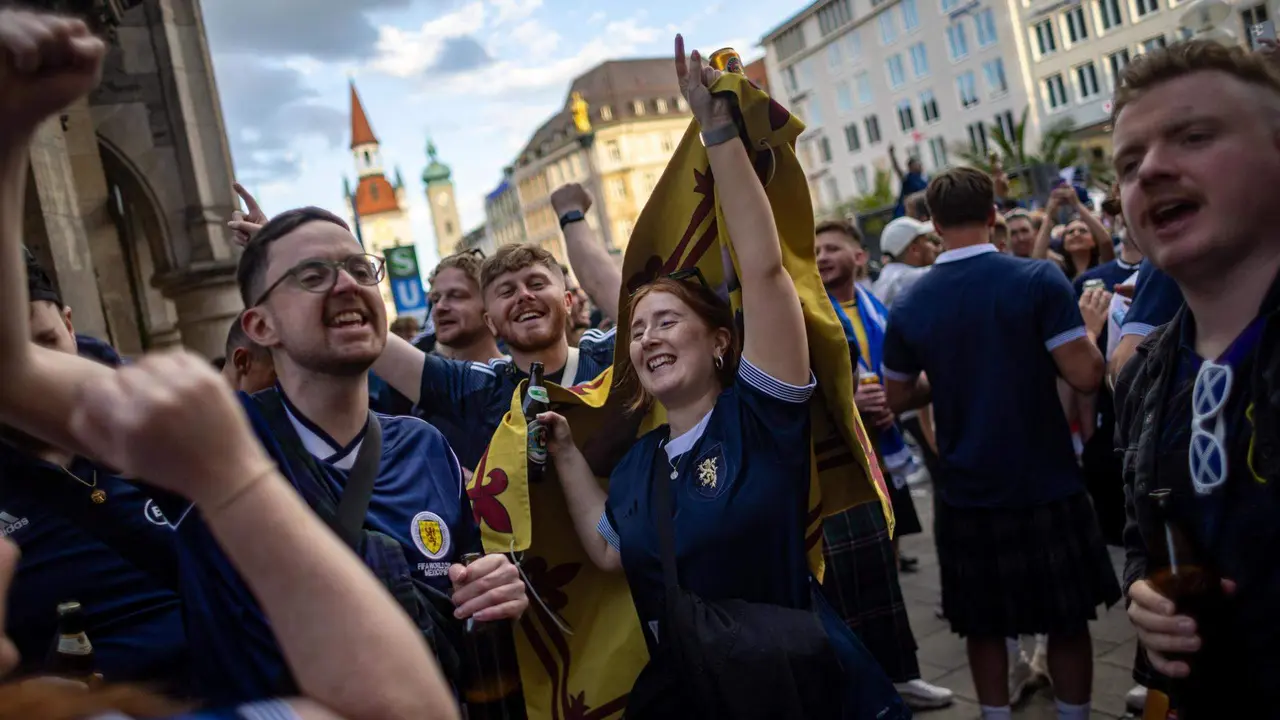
top-left (255, 254), bottom-right (386, 306)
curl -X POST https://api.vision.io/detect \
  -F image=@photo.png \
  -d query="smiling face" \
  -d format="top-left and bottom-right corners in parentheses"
top-left (430, 267), bottom-right (488, 347)
top-left (1062, 219), bottom-right (1094, 254)
top-left (1113, 69), bottom-right (1280, 281)
top-left (815, 230), bottom-right (863, 289)
top-left (628, 289), bottom-right (730, 407)
top-left (245, 221), bottom-right (386, 377)
top-left (483, 264), bottom-right (570, 353)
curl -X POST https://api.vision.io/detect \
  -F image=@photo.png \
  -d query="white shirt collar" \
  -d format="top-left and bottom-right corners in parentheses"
top-left (280, 396), bottom-right (365, 471)
top-left (935, 243), bottom-right (999, 265)
top-left (664, 408), bottom-right (714, 461)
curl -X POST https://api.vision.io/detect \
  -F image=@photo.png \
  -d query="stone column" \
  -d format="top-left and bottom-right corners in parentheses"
top-left (26, 117), bottom-right (110, 340)
top-left (155, 262), bottom-right (241, 358)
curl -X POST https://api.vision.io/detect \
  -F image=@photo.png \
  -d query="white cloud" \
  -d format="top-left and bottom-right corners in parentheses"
top-left (490, 0), bottom-right (542, 25)
top-left (370, 2), bottom-right (488, 77)
top-left (510, 19), bottom-right (560, 59)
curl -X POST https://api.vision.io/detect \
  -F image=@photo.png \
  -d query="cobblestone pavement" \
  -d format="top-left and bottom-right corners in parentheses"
top-left (896, 484), bottom-right (1139, 719)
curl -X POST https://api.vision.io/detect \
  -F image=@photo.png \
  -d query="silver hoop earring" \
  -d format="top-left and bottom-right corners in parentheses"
top-left (714, 354), bottom-right (724, 370)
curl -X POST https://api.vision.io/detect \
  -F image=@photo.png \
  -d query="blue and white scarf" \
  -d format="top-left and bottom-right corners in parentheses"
top-left (830, 288), bottom-right (914, 484)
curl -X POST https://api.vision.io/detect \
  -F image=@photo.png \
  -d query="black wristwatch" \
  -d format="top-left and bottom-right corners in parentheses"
top-left (559, 210), bottom-right (586, 230)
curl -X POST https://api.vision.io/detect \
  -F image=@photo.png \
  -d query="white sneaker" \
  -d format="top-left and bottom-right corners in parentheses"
top-left (1126, 685), bottom-right (1148, 713)
top-left (1008, 651), bottom-right (1034, 705)
top-left (894, 678), bottom-right (954, 710)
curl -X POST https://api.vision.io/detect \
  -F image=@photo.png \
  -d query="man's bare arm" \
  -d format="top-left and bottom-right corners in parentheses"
top-left (552, 183), bottom-right (621, 322)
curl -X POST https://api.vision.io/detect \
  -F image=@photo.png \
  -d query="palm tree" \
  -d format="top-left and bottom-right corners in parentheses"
top-left (951, 106), bottom-right (1113, 194)
top-left (851, 168), bottom-right (896, 214)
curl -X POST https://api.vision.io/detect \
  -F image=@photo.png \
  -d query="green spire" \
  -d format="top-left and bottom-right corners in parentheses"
top-left (422, 136), bottom-right (452, 185)
top-left (394, 165), bottom-right (405, 189)
top-left (342, 174), bottom-right (352, 198)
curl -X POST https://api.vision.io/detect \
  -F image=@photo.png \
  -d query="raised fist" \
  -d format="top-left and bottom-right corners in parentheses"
top-left (550, 183), bottom-right (593, 217)
top-left (0, 10), bottom-right (106, 141)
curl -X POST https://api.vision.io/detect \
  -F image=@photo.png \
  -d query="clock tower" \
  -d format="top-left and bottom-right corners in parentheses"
top-left (422, 138), bottom-right (463, 259)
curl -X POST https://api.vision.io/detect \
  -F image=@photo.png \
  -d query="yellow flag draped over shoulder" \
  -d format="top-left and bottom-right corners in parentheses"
top-left (613, 71), bottom-right (895, 569)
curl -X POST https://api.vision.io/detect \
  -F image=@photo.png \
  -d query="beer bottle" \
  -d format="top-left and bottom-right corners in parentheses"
top-left (523, 362), bottom-right (549, 484)
top-left (458, 553), bottom-right (527, 720)
top-left (1145, 489), bottom-right (1225, 718)
top-left (46, 601), bottom-right (97, 684)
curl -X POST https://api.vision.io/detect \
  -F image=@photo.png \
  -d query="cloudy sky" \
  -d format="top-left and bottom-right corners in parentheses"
top-left (202, 0), bottom-right (793, 269)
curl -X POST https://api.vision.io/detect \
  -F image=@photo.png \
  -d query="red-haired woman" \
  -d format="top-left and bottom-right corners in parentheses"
top-left (538, 36), bottom-right (906, 719)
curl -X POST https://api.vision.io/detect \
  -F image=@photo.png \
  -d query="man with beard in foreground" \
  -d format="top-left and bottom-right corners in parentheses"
top-left (374, 243), bottom-right (616, 471)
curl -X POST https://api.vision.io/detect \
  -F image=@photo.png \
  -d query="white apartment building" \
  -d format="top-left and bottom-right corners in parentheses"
top-left (1018, 0), bottom-right (1263, 149)
top-left (762, 0), bottom-right (1033, 212)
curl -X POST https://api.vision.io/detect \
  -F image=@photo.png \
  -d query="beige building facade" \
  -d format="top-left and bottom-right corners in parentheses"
top-left (24, 0), bottom-right (245, 359)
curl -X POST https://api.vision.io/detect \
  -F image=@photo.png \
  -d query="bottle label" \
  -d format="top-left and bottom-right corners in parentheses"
top-left (527, 423), bottom-right (548, 464)
top-left (58, 634), bottom-right (92, 656)
top-left (528, 386), bottom-right (549, 404)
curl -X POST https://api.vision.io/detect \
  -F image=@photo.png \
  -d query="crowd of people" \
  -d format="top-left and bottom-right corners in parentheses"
top-left (0, 6), bottom-right (1277, 720)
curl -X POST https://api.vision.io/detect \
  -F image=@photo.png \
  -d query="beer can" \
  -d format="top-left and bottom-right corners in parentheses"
top-left (859, 373), bottom-right (880, 386)
top-left (709, 48), bottom-right (744, 75)
top-left (1083, 278), bottom-right (1106, 292)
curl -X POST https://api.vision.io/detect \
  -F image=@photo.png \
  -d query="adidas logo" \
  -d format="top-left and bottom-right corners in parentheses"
top-left (0, 511), bottom-right (29, 538)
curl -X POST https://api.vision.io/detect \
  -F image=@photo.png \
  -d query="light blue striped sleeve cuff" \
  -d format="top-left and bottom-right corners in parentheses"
top-left (238, 700), bottom-right (300, 720)
top-left (1045, 326), bottom-right (1088, 351)
top-left (881, 365), bottom-right (916, 383)
top-left (596, 511), bottom-right (621, 552)
top-left (1119, 322), bottom-right (1156, 339)
top-left (737, 358), bottom-right (817, 404)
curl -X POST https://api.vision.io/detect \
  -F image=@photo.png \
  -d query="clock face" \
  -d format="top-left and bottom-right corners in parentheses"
top-left (435, 193), bottom-right (451, 208)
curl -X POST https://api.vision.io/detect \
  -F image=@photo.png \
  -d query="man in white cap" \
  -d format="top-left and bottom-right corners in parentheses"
top-left (873, 216), bottom-right (938, 308)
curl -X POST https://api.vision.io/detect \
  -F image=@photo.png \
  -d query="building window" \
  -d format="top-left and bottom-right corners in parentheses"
top-left (845, 30), bottom-right (863, 60)
top-left (897, 99), bottom-right (916, 131)
top-left (865, 115), bottom-right (882, 144)
top-left (1141, 34), bottom-right (1166, 52)
top-left (798, 58), bottom-right (815, 89)
top-left (879, 12), bottom-right (898, 44)
top-left (610, 178), bottom-right (627, 200)
top-left (967, 121), bottom-right (989, 154)
top-left (818, 0), bottom-right (854, 35)
top-left (807, 98), bottom-right (824, 126)
top-left (655, 98), bottom-right (668, 113)
top-left (676, 96), bottom-right (689, 112)
top-left (958, 70), bottom-right (980, 108)
top-left (828, 42), bottom-right (843, 68)
top-left (823, 176), bottom-right (841, 207)
top-left (775, 25), bottom-right (807, 60)
top-left (1098, 0), bottom-right (1123, 30)
top-left (837, 81), bottom-right (855, 113)
top-left (1134, 0), bottom-right (1158, 17)
top-left (983, 58), bottom-right (1008, 97)
top-left (606, 140), bottom-right (621, 162)
top-left (1034, 19), bottom-right (1057, 55)
top-left (632, 100), bottom-right (646, 116)
top-left (995, 109), bottom-right (1016, 141)
top-left (600, 105), bottom-right (614, 121)
top-left (855, 71), bottom-right (874, 104)
top-left (909, 42), bottom-right (930, 77)
top-left (1045, 73), bottom-right (1069, 109)
top-left (887, 54), bottom-right (907, 88)
top-left (1065, 6), bottom-right (1088, 43)
top-left (854, 166), bottom-right (870, 194)
top-left (1108, 48), bottom-right (1130, 85)
top-left (1242, 3), bottom-right (1268, 39)
top-left (819, 136), bottom-right (834, 162)
top-left (929, 136), bottom-right (948, 168)
top-left (902, 0), bottom-right (921, 30)
top-left (975, 9), bottom-right (999, 46)
top-left (660, 134), bottom-right (674, 153)
top-left (783, 66), bottom-right (799, 93)
top-left (921, 90), bottom-right (940, 122)
top-left (1077, 61), bottom-right (1101, 98)
top-left (946, 23), bottom-right (969, 60)
top-left (941, 0), bottom-right (959, 13)
top-left (845, 122), bottom-right (862, 151)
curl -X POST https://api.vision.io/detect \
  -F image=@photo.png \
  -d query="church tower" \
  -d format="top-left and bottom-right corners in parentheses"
top-left (422, 138), bottom-right (462, 259)
top-left (342, 81), bottom-right (413, 320)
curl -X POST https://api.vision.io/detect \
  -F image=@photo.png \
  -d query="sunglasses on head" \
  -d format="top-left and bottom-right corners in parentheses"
top-left (631, 266), bottom-right (712, 297)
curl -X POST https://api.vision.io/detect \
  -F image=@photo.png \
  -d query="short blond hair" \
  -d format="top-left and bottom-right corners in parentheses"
top-left (479, 243), bottom-right (565, 294)
top-left (428, 251), bottom-right (483, 289)
top-left (1113, 40), bottom-right (1280, 122)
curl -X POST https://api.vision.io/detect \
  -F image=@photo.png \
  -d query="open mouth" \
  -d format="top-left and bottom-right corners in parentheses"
top-left (1148, 198), bottom-right (1200, 233)
top-left (514, 310), bottom-right (545, 325)
top-left (326, 309), bottom-right (369, 329)
top-left (646, 354), bottom-right (675, 372)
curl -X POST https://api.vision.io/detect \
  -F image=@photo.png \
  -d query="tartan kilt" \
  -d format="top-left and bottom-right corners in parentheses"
top-left (819, 501), bottom-right (920, 683)
top-left (937, 491), bottom-right (1122, 638)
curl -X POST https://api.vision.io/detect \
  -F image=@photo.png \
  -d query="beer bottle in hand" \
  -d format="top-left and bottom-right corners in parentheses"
top-left (459, 553), bottom-right (527, 720)
top-left (1145, 489), bottom-right (1226, 718)
top-left (46, 601), bottom-right (97, 684)
top-left (523, 362), bottom-right (550, 483)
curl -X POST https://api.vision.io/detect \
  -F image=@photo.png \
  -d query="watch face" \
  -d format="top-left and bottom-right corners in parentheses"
top-left (435, 193), bottom-right (450, 208)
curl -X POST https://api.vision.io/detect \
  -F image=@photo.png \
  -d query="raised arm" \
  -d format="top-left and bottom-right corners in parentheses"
top-left (888, 144), bottom-right (905, 181)
top-left (1031, 192), bottom-right (1063, 260)
top-left (69, 353), bottom-right (458, 720)
top-left (538, 411), bottom-right (620, 572)
top-left (552, 184), bottom-right (621, 322)
top-left (676, 36), bottom-right (808, 385)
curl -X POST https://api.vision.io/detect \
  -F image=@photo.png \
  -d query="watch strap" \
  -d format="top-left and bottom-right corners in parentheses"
top-left (700, 123), bottom-right (739, 148)
top-left (558, 210), bottom-right (586, 230)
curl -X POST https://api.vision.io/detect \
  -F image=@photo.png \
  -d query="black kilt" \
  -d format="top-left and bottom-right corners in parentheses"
top-left (887, 478), bottom-right (923, 538)
top-left (937, 491), bottom-right (1121, 638)
top-left (819, 501), bottom-right (920, 683)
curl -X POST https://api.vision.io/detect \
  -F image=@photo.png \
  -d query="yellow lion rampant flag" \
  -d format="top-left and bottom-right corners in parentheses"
top-left (467, 70), bottom-right (892, 720)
